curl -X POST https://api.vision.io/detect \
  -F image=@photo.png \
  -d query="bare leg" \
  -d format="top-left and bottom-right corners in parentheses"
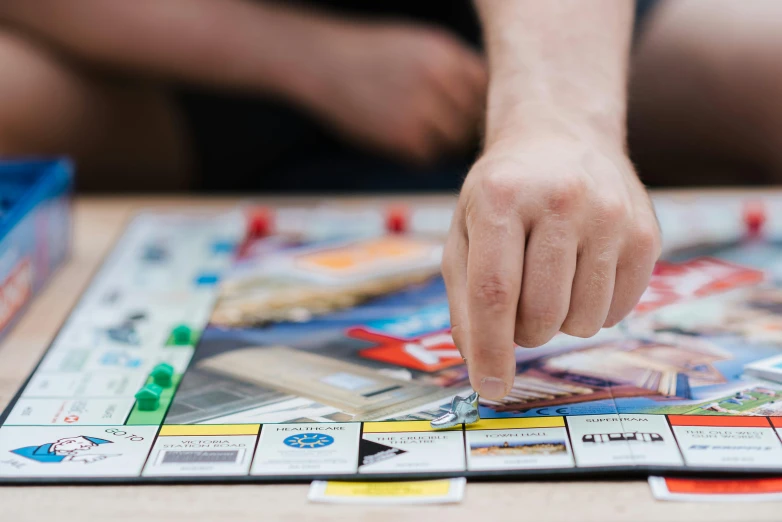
top-left (630, 0), bottom-right (782, 185)
top-left (0, 28), bottom-right (192, 191)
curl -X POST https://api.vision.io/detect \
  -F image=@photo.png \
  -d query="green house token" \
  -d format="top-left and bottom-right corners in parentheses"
top-left (150, 363), bottom-right (174, 388)
top-left (135, 383), bottom-right (163, 411)
top-left (171, 324), bottom-right (192, 345)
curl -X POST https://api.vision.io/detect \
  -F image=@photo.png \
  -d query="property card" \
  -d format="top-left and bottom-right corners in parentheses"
top-left (308, 477), bottom-right (465, 505)
top-left (144, 435), bottom-right (256, 477)
top-left (567, 414), bottom-right (683, 467)
top-left (672, 425), bottom-right (782, 468)
top-left (359, 429), bottom-right (465, 474)
top-left (650, 476), bottom-right (782, 502)
top-left (251, 423), bottom-right (361, 476)
top-left (466, 426), bottom-right (574, 471)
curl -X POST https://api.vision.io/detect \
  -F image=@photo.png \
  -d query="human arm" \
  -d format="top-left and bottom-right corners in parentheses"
top-left (443, 0), bottom-right (661, 400)
top-left (0, 0), bottom-right (486, 162)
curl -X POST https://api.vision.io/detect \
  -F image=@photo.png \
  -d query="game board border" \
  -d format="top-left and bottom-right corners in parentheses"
top-left (2, 464), bottom-right (782, 486)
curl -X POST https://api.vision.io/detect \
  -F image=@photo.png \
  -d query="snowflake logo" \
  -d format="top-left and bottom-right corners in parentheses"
top-left (283, 433), bottom-right (335, 449)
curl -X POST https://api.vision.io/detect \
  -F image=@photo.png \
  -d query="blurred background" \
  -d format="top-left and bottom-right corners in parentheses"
top-left (0, 0), bottom-right (781, 194)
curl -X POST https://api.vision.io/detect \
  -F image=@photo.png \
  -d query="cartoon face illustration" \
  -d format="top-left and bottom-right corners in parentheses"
top-left (50, 437), bottom-right (102, 454)
top-left (11, 436), bottom-right (113, 464)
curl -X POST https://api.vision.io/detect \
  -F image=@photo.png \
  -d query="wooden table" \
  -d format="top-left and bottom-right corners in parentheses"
top-left (1, 196), bottom-right (780, 522)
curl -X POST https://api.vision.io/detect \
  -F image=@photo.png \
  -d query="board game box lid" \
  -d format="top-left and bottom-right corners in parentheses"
top-left (0, 157), bottom-right (73, 341)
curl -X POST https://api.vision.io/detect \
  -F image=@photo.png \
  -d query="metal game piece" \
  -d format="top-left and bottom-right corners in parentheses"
top-left (430, 391), bottom-right (480, 429)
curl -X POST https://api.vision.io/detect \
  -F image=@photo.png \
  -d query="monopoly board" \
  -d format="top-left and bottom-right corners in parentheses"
top-left (3, 195), bottom-right (782, 484)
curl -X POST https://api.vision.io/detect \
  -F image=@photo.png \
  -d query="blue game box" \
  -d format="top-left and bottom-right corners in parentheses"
top-left (0, 159), bottom-right (72, 342)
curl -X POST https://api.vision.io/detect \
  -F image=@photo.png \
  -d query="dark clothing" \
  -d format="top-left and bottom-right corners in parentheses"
top-left (180, 0), bottom-right (659, 193)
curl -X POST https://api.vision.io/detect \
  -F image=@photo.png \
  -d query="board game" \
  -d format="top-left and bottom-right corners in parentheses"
top-left (3, 194), bottom-right (782, 484)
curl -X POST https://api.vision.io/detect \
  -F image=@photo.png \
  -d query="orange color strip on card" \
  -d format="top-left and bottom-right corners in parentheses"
top-left (665, 477), bottom-right (782, 495)
top-left (769, 417), bottom-right (782, 428)
top-left (667, 415), bottom-right (770, 428)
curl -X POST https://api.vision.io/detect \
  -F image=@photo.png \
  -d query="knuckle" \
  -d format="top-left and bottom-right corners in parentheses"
top-left (594, 196), bottom-right (628, 225)
top-left (632, 222), bottom-right (662, 258)
top-left (544, 176), bottom-right (586, 215)
top-left (473, 275), bottom-right (513, 310)
top-left (478, 170), bottom-right (522, 209)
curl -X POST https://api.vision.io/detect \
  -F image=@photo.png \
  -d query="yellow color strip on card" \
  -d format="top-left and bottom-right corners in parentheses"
top-left (466, 417), bottom-right (565, 430)
top-left (159, 424), bottom-right (260, 436)
top-left (362, 420), bottom-right (459, 433)
top-left (324, 479), bottom-right (454, 497)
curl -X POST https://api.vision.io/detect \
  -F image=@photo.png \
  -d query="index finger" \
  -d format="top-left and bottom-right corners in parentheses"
top-left (465, 198), bottom-right (524, 400)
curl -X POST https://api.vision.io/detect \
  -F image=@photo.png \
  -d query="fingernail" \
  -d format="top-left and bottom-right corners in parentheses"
top-left (479, 377), bottom-right (508, 400)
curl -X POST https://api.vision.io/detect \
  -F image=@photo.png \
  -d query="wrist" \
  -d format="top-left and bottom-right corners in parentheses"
top-left (484, 100), bottom-right (627, 156)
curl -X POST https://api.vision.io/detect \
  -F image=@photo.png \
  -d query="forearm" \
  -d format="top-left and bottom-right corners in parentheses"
top-left (0, 0), bottom-right (333, 100)
top-left (475, 0), bottom-right (633, 150)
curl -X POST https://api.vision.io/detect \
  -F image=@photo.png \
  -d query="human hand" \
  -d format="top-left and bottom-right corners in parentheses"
top-left (442, 134), bottom-right (661, 400)
top-left (299, 22), bottom-right (487, 163)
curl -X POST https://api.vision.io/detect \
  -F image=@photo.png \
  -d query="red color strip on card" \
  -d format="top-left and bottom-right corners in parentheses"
top-left (667, 415), bottom-right (771, 427)
top-left (665, 477), bottom-right (782, 495)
